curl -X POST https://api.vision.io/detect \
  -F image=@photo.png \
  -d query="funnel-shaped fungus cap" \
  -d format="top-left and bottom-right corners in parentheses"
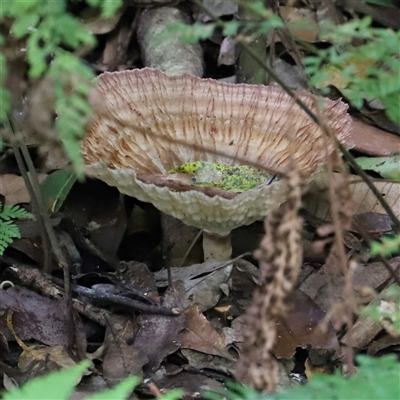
top-left (82, 68), bottom-right (352, 236)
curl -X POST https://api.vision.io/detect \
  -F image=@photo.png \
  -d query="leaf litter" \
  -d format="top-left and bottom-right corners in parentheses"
top-left (1, 0), bottom-right (400, 397)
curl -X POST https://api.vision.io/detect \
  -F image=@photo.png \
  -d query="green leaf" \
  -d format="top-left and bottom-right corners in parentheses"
top-left (370, 235), bottom-right (400, 257)
top-left (27, 32), bottom-right (48, 77)
top-left (214, 355), bottom-right (400, 400)
top-left (355, 155), bottom-right (400, 180)
top-left (223, 21), bottom-right (240, 37)
top-left (40, 170), bottom-right (77, 213)
top-left (258, 16), bottom-right (284, 34)
top-left (0, 87), bottom-right (10, 123)
top-left (12, 13), bottom-right (40, 38)
top-left (156, 390), bottom-right (185, 400)
top-left (86, 0), bottom-right (123, 18)
top-left (0, 220), bottom-right (21, 255)
top-left (167, 22), bottom-right (216, 43)
top-left (363, 0), bottom-right (397, 6)
top-left (1, 362), bottom-right (178, 400)
top-left (361, 285), bottom-right (400, 335)
top-left (1, 205), bottom-right (32, 221)
top-left (3, 360), bottom-right (91, 400)
top-left (246, 1), bottom-right (271, 17)
top-left (0, 220), bottom-right (20, 238)
top-left (382, 92), bottom-right (400, 125)
top-left (1, 0), bottom-right (40, 16)
top-left (0, 203), bottom-right (32, 255)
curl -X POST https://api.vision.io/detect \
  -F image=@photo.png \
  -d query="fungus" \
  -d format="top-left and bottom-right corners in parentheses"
top-left (82, 68), bottom-right (353, 261)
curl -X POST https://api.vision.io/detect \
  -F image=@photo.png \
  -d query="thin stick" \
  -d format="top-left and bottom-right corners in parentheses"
top-left (179, 229), bottom-right (203, 268)
top-left (6, 128), bottom-right (52, 272)
top-left (7, 117), bottom-right (75, 351)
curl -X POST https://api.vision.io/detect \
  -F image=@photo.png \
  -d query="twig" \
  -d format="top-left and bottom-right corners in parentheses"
top-left (6, 116), bottom-right (76, 351)
top-left (6, 123), bottom-right (52, 272)
top-left (50, 277), bottom-right (182, 316)
top-left (185, 252), bottom-right (251, 292)
top-left (178, 229), bottom-right (203, 268)
top-left (9, 262), bottom-right (112, 327)
top-left (326, 151), bottom-right (356, 375)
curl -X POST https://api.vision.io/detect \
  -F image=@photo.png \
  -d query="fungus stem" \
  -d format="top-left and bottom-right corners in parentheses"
top-left (203, 231), bottom-right (232, 261)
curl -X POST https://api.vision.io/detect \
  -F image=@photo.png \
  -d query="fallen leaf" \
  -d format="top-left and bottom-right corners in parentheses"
top-left (367, 333), bottom-right (400, 356)
top-left (132, 287), bottom-right (185, 373)
top-left (353, 212), bottom-right (393, 234)
top-left (304, 173), bottom-right (400, 221)
top-left (181, 305), bottom-right (233, 359)
top-left (154, 260), bottom-right (233, 311)
top-left (268, 58), bottom-right (309, 90)
top-left (118, 261), bottom-right (158, 298)
top-left (152, 369), bottom-right (225, 396)
top-left (18, 345), bottom-right (80, 381)
top-left (0, 174), bottom-right (46, 205)
top-left (218, 36), bottom-right (236, 66)
top-left (0, 287), bottom-right (86, 351)
top-left (195, 0), bottom-right (238, 23)
top-left (102, 314), bottom-right (147, 384)
top-left (273, 290), bottom-right (339, 360)
top-left (79, 5), bottom-right (124, 35)
top-left (299, 257), bottom-right (400, 313)
top-left (356, 155), bottom-right (400, 180)
top-left (351, 118), bottom-right (400, 156)
top-left (180, 348), bottom-right (236, 376)
top-left (280, 6), bottom-right (319, 42)
top-left (161, 213), bottom-right (203, 268)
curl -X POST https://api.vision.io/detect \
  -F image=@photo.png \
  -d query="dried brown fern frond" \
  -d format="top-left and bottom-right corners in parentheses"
top-left (323, 156), bottom-right (358, 375)
top-left (235, 168), bottom-right (306, 392)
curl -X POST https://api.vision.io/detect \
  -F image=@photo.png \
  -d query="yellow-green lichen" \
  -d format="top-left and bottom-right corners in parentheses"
top-left (169, 161), bottom-right (274, 193)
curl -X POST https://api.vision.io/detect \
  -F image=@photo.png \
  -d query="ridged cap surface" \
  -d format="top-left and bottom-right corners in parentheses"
top-left (82, 68), bottom-right (353, 235)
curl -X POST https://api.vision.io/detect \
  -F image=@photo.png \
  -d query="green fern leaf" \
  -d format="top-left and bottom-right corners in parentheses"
top-left (0, 203), bottom-right (32, 255)
top-left (1, 204), bottom-right (33, 221)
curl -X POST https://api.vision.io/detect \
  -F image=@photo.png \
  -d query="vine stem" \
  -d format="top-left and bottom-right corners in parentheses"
top-left (194, 0), bottom-right (400, 234)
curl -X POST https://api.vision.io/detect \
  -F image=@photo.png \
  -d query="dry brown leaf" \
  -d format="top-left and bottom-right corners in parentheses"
top-left (352, 119), bottom-right (400, 156)
top-left (353, 212), bottom-right (393, 234)
top-left (303, 173), bottom-right (400, 221)
top-left (102, 314), bottom-right (147, 384)
top-left (0, 287), bottom-right (85, 349)
top-left (0, 174), bottom-right (47, 204)
top-left (132, 287), bottom-right (185, 373)
top-left (79, 5), bottom-right (124, 35)
top-left (181, 305), bottom-right (233, 359)
top-left (279, 6), bottom-right (319, 42)
top-left (299, 257), bottom-right (400, 314)
top-left (151, 369), bottom-right (225, 397)
top-left (180, 348), bottom-right (236, 375)
top-left (273, 290), bottom-right (339, 359)
top-left (18, 345), bottom-right (78, 378)
top-left (118, 261), bottom-right (158, 298)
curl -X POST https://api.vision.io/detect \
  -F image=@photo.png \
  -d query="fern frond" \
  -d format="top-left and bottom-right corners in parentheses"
top-left (0, 203), bottom-right (32, 255)
top-left (0, 204), bottom-right (32, 221)
top-left (0, 220), bottom-right (21, 254)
